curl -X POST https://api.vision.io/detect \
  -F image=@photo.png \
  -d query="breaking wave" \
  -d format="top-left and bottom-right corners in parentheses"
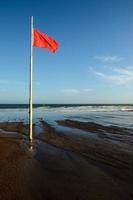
top-left (0, 104), bottom-right (133, 113)
top-left (35, 105), bottom-right (133, 112)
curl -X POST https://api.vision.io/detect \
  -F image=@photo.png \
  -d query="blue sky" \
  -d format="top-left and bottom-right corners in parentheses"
top-left (0, 0), bottom-right (133, 104)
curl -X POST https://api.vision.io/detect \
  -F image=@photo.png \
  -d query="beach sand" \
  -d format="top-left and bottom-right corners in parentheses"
top-left (0, 120), bottom-right (133, 200)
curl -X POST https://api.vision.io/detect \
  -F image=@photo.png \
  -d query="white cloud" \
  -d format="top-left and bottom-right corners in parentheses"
top-left (62, 88), bottom-right (93, 95)
top-left (83, 88), bottom-right (93, 92)
top-left (0, 80), bottom-right (9, 84)
top-left (0, 88), bottom-right (7, 92)
top-left (94, 66), bottom-right (133, 85)
top-left (33, 81), bottom-right (41, 86)
top-left (95, 56), bottom-right (123, 62)
top-left (12, 80), bottom-right (41, 86)
top-left (62, 89), bottom-right (80, 95)
top-left (0, 80), bottom-right (40, 86)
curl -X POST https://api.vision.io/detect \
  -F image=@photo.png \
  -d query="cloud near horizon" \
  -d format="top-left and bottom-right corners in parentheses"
top-left (0, 80), bottom-right (41, 86)
top-left (62, 88), bottom-right (92, 95)
top-left (94, 66), bottom-right (133, 85)
top-left (95, 56), bottom-right (123, 63)
top-left (83, 88), bottom-right (93, 92)
top-left (0, 80), bottom-right (9, 84)
top-left (62, 89), bottom-right (80, 95)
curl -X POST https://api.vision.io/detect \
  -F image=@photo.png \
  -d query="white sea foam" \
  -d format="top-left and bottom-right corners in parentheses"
top-left (0, 105), bottom-right (133, 113)
top-left (34, 105), bottom-right (133, 113)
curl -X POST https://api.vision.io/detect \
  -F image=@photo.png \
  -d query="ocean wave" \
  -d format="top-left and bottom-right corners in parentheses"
top-left (0, 105), bottom-right (133, 113)
top-left (0, 108), bottom-right (28, 112)
top-left (34, 105), bottom-right (133, 112)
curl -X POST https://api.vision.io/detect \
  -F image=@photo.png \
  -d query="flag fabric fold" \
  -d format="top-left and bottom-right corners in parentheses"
top-left (33, 29), bottom-right (58, 53)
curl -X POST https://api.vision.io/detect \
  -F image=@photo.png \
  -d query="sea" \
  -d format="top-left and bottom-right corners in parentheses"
top-left (0, 104), bottom-right (133, 130)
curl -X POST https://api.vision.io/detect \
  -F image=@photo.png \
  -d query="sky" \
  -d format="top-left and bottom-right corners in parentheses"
top-left (0, 0), bottom-right (133, 104)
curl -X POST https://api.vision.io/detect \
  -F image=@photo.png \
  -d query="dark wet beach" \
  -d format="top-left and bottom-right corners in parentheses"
top-left (0, 105), bottom-right (133, 199)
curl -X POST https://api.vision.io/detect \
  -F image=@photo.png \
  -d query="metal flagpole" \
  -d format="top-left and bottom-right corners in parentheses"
top-left (29, 16), bottom-right (33, 141)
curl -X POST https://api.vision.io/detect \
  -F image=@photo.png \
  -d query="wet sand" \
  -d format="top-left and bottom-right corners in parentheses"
top-left (0, 120), bottom-right (133, 200)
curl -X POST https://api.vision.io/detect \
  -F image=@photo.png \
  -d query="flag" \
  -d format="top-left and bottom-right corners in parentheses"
top-left (33, 29), bottom-right (58, 53)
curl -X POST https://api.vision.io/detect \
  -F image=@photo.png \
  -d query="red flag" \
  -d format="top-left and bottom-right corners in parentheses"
top-left (33, 29), bottom-right (58, 53)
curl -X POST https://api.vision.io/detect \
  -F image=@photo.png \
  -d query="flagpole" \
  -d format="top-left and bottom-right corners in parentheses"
top-left (29, 16), bottom-right (33, 141)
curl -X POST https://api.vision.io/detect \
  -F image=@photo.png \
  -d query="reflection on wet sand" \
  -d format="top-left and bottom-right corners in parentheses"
top-left (0, 120), bottom-right (133, 200)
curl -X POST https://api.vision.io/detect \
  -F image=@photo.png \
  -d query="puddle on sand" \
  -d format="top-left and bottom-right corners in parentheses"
top-left (0, 128), bottom-right (26, 139)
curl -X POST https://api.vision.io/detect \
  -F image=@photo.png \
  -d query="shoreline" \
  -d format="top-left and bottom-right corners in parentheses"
top-left (0, 120), bottom-right (133, 199)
